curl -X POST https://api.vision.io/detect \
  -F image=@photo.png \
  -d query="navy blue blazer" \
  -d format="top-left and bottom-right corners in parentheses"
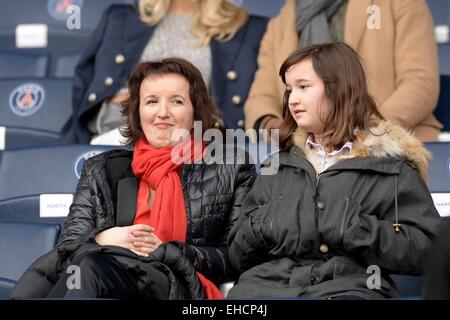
top-left (62, 4), bottom-right (268, 143)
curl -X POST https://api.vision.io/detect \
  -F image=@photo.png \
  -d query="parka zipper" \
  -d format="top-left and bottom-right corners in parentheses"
top-left (293, 147), bottom-right (344, 187)
top-left (294, 152), bottom-right (322, 186)
top-left (316, 173), bottom-right (323, 188)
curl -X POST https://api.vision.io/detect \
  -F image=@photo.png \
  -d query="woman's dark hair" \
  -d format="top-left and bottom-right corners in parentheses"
top-left (278, 42), bottom-right (384, 151)
top-left (121, 57), bottom-right (220, 146)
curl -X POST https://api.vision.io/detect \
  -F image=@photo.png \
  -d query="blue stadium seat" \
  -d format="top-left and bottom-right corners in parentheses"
top-left (49, 52), bottom-right (81, 77)
top-left (426, 142), bottom-right (450, 193)
top-left (0, 78), bottom-right (73, 149)
top-left (233, 0), bottom-right (285, 17)
top-left (0, 28), bottom-right (91, 57)
top-left (0, 0), bottom-right (134, 33)
top-left (389, 275), bottom-right (423, 299)
top-left (0, 52), bottom-right (48, 78)
top-left (0, 221), bottom-right (60, 299)
top-left (437, 44), bottom-right (450, 75)
top-left (425, 141), bottom-right (449, 251)
top-left (0, 1), bottom-right (134, 79)
top-left (0, 144), bottom-right (118, 224)
top-left (435, 75), bottom-right (450, 131)
top-left (428, 0), bottom-right (449, 26)
top-left (427, 0), bottom-right (450, 74)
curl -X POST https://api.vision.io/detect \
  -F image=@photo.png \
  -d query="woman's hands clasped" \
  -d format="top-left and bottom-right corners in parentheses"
top-left (94, 224), bottom-right (163, 257)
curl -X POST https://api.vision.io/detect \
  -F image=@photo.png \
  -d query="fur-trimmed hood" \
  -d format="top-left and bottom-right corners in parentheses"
top-left (291, 120), bottom-right (430, 181)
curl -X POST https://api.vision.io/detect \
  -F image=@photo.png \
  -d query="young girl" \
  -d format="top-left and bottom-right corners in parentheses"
top-left (227, 42), bottom-right (441, 299)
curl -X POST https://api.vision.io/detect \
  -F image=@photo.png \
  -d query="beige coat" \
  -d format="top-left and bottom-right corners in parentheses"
top-left (244, 0), bottom-right (442, 141)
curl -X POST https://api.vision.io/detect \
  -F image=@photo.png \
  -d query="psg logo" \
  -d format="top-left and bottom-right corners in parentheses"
top-left (9, 83), bottom-right (45, 117)
top-left (47, 0), bottom-right (83, 21)
top-left (74, 150), bottom-right (104, 179)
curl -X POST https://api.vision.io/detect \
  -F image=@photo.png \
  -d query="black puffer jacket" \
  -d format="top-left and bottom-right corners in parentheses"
top-left (12, 148), bottom-right (255, 299)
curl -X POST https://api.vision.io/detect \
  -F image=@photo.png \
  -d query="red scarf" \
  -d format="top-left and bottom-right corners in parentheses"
top-left (131, 136), bottom-right (223, 299)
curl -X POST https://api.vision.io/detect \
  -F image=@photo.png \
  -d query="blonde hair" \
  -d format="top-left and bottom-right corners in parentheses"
top-left (138, 0), bottom-right (248, 46)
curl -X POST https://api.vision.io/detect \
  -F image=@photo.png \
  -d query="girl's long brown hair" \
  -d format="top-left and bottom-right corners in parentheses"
top-left (278, 42), bottom-right (384, 151)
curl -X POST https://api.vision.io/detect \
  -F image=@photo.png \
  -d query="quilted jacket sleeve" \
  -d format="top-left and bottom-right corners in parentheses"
top-left (172, 163), bottom-right (256, 283)
top-left (56, 162), bottom-right (108, 259)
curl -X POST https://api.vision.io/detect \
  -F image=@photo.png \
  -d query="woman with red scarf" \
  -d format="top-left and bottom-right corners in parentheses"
top-left (11, 58), bottom-right (256, 300)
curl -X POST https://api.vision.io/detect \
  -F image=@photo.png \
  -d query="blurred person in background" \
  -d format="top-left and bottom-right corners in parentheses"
top-left (61, 0), bottom-right (268, 145)
top-left (245, 0), bottom-right (442, 142)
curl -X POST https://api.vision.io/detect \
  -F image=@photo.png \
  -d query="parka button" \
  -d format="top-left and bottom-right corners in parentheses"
top-left (320, 244), bottom-right (329, 253)
top-left (317, 200), bottom-right (325, 210)
top-left (237, 119), bottom-right (244, 128)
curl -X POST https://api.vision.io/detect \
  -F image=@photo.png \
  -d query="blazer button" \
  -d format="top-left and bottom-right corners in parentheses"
top-left (317, 200), bottom-right (325, 210)
top-left (237, 119), bottom-right (244, 129)
top-left (226, 70), bottom-right (237, 81)
top-left (115, 54), bottom-right (125, 64)
top-left (320, 244), bottom-right (329, 253)
top-left (231, 95), bottom-right (242, 106)
top-left (104, 77), bottom-right (114, 86)
top-left (88, 92), bottom-right (97, 102)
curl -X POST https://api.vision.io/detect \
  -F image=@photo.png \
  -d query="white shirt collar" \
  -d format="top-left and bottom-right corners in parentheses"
top-left (305, 134), bottom-right (353, 156)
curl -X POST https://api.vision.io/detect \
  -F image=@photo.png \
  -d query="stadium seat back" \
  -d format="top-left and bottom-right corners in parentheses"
top-left (390, 275), bottom-right (423, 299)
top-left (0, 221), bottom-right (60, 299)
top-left (233, 0), bottom-right (285, 17)
top-left (0, 144), bottom-right (118, 224)
top-left (0, 78), bottom-right (73, 149)
top-left (0, 52), bottom-right (49, 78)
top-left (0, 0), bottom-right (134, 33)
top-left (49, 52), bottom-right (81, 78)
top-left (425, 142), bottom-right (450, 220)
